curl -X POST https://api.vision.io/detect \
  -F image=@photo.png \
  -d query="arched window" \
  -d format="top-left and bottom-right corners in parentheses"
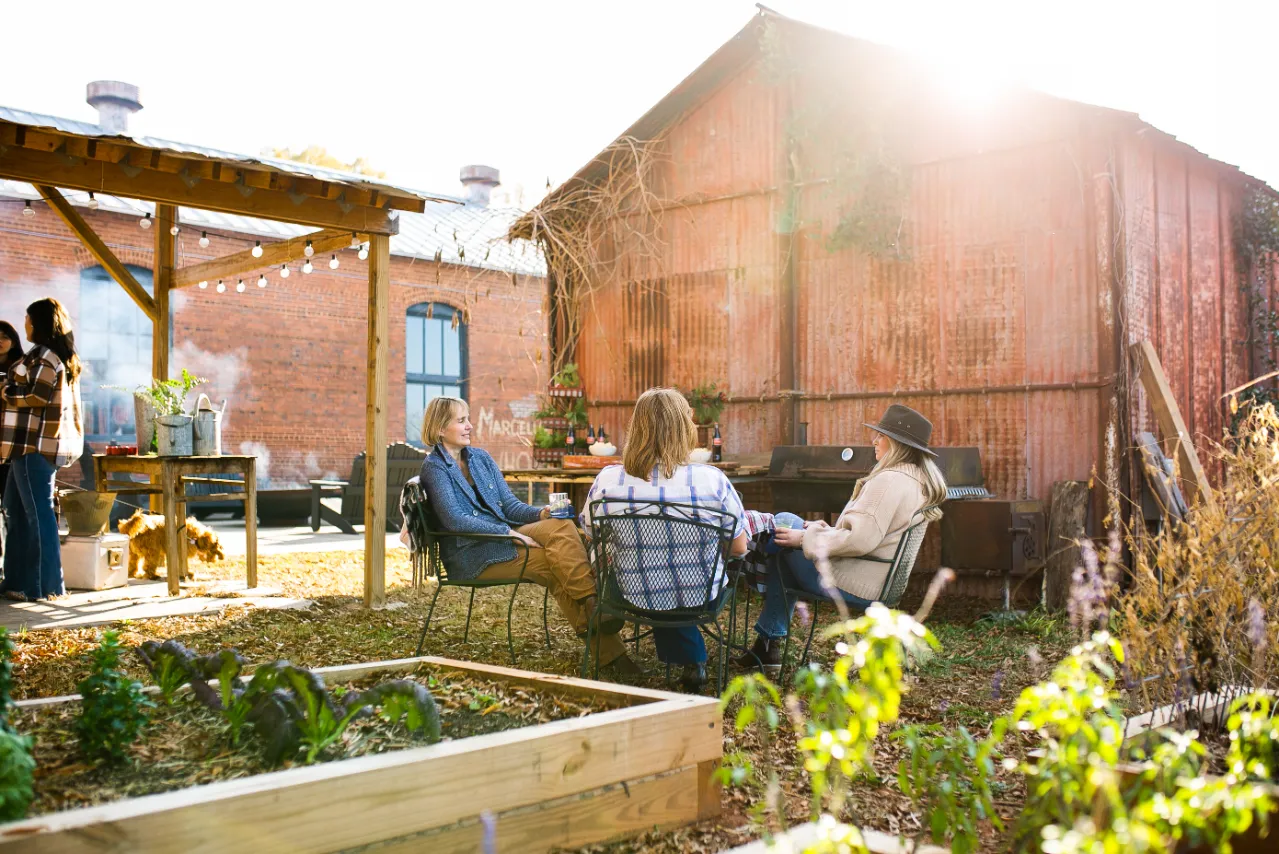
top-left (405, 302), bottom-right (466, 445)
top-left (79, 265), bottom-right (154, 443)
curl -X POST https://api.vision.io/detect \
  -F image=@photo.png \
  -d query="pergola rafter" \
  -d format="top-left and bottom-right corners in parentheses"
top-left (0, 117), bottom-right (438, 608)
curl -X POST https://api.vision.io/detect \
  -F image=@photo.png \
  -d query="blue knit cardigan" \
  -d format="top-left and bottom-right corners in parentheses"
top-left (418, 444), bottom-right (542, 580)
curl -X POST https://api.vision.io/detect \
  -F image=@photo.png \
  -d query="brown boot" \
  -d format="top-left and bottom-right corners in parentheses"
top-left (733, 634), bottom-right (782, 676)
top-left (579, 596), bottom-right (625, 635)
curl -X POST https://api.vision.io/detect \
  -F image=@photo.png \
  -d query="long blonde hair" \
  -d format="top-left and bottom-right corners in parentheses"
top-left (623, 388), bottom-right (697, 479)
top-left (420, 396), bottom-right (468, 448)
top-left (854, 435), bottom-right (947, 521)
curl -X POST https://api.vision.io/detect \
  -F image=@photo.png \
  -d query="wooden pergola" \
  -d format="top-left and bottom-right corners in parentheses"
top-left (0, 116), bottom-right (453, 607)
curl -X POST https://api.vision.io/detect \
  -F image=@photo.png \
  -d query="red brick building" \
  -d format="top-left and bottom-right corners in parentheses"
top-left (0, 98), bottom-right (547, 486)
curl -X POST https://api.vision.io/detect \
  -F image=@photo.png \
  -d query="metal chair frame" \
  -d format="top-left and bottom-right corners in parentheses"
top-left (582, 498), bottom-right (741, 693)
top-left (400, 480), bottom-right (550, 663)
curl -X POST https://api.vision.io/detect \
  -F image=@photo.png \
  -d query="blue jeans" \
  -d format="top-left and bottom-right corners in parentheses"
top-left (754, 546), bottom-right (873, 640)
top-left (2, 453), bottom-right (64, 600)
top-left (653, 626), bottom-right (706, 664)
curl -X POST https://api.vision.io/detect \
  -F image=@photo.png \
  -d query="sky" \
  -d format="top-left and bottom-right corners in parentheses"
top-left (4, 0), bottom-right (1276, 208)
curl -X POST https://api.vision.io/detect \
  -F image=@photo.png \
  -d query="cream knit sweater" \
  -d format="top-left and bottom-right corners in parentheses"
top-left (799, 463), bottom-right (929, 601)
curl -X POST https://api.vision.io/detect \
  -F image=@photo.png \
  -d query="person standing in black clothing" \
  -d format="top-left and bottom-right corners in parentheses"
top-left (0, 321), bottom-right (26, 561)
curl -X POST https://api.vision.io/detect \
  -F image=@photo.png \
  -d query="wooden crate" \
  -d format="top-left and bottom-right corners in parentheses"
top-left (3, 656), bottom-right (722, 854)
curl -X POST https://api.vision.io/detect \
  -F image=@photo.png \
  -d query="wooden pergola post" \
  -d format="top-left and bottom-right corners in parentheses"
top-left (153, 204), bottom-right (176, 382)
top-left (364, 233), bottom-right (391, 608)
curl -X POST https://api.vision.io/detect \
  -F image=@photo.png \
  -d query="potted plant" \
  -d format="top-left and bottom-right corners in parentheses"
top-left (531, 425), bottom-right (569, 465)
top-left (684, 381), bottom-right (728, 448)
top-left (109, 371), bottom-right (206, 456)
top-left (548, 363), bottom-right (583, 398)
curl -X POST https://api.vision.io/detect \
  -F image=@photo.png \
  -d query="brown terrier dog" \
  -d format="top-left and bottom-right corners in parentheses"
top-left (117, 510), bottom-right (227, 581)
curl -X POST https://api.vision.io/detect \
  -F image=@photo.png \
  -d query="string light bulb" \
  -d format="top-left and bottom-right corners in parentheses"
top-left (329, 254), bottom-right (339, 270)
top-left (252, 241), bottom-right (263, 258)
top-left (280, 264), bottom-right (290, 279)
top-left (87, 192), bottom-right (99, 210)
top-left (257, 274), bottom-right (268, 288)
top-left (199, 231), bottom-right (210, 248)
top-left (236, 279), bottom-right (246, 293)
top-left (302, 259), bottom-right (313, 274)
top-left (22, 201), bottom-right (33, 217)
top-left (216, 280), bottom-right (226, 293)
top-left (303, 239), bottom-right (314, 257)
top-left (358, 243), bottom-right (369, 261)
top-left (170, 223), bottom-right (180, 236)
top-left (350, 233), bottom-right (361, 249)
top-left (140, 213), bottom-right (152, 229)
top-left (198, 280), bottom-right (208, 289)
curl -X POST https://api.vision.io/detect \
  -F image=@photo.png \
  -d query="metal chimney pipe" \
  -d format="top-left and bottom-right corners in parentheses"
top-left (86, 81), bottom-right (142, 134)
top-left (459, 165), bottom-right (500, 207)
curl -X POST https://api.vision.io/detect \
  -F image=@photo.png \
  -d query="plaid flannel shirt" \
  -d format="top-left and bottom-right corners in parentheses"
top-left (580, 463), bottom-right (745, 610)
top-left (0, 346), bottom-right (83, 467)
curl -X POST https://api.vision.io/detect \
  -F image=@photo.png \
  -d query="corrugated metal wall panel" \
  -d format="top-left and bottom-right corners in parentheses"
top-left (1188, 166), bottom-right (1225, 449)
top-left (1155, 154), bottom-right (1192, 438)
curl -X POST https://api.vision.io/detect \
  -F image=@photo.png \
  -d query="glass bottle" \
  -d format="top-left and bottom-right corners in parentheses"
top-left (711, 423), bottom-right (723, 463)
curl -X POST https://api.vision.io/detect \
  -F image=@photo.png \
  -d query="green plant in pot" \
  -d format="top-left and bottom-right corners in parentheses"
top-left (109, 370), bottom-right (206, 455)
top-left (685, 381), bottom-right (727, 426)
top-left (550, 362), bottom-right (581, 390)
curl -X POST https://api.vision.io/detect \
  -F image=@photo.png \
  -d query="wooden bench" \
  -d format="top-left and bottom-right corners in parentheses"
top-left (310, 443), bottom-right (427, 534)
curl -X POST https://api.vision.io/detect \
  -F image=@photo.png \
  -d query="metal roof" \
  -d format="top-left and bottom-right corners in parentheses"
top-left (0, 106), bottom-right (455, 208)
top-left (0, 106), bottom-right (545, 277)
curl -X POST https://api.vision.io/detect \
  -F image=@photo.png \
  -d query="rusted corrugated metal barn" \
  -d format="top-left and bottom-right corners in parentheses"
top-left (518, 8), bottom-right (1278, 519)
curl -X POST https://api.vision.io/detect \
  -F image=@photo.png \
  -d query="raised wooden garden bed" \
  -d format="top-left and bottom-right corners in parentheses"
top-left (2, 656), bottom-right (721, 853)
top-left (1119, 691), bottom-right (1277, 854)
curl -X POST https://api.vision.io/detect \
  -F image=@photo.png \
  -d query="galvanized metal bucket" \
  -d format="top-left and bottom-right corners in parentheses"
top-left (155, 414), bottom-right (194, 456)
top-left (192, 394), bottom-right (223, 456)
top-left (134, 395), bottom-right (158, 452)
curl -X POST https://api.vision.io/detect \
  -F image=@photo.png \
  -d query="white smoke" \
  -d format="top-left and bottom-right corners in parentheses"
top-left (171, 342), bottom-right (246, 428)
top-left (237, 442), bottom-right (336, 490)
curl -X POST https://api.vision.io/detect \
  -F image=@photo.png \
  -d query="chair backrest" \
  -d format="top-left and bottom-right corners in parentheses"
top-left (345, 444), bottom-right (428, 528)
top-left (875, 512), bottom-right (932, 607)
top-left (589, 498), bottom-right (738, 614)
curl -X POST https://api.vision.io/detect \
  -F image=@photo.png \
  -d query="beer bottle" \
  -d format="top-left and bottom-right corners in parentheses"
top-left (712, 423), bottom-right (723, 463)
top-left (586, 424), bottom-right (596, 444)
top-left (599, 425), bottom-right (608, 443)
top-left (565, 423), bottom-right (576, 451)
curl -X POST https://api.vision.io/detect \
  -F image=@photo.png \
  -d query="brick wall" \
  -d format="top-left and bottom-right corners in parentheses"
top-left (0, 203), bottom-right (547, 485)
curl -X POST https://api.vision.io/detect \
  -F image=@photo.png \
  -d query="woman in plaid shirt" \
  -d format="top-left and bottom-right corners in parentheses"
top-left (1, 299), bottom-right (84, 602)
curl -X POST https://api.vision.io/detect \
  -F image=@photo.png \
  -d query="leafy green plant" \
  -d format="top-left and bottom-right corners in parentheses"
top-left (75, 630), bottom-right (154, 764)
top-left (1226, 693), bottom-right (1278, 784)
top-left (532, 426), bottom-right (566, 449)
top-left (550, 362), bottom-right (581, 388)
top-left (892, 723), bottom-right (1002, 854)
top-left (0, 629), bottom-right (34, 821)
top-left (187, 648), bottom-right (256, 744)
top-left (107, 368), bottom-right (207, 417)
top-left (136, 639), bottom-right (198, 705)
top-left (361, 679), bottom-right (442, 742)
top-left (273, 665), bottom-right (370, 763)
top-left (1010, 632), bottom-right (1272, 853)
top-left (684, 382), bottom-right (728, 426)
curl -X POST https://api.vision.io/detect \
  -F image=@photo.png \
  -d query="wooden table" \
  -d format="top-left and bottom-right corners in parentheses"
top-left (93, 454), bottom-right (258, 596)
top-left (502, 464), bottom-right (770, 505)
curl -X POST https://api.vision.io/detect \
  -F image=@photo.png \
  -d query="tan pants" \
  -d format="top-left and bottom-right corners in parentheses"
top-left (478, 518), bottom-right (627, 664)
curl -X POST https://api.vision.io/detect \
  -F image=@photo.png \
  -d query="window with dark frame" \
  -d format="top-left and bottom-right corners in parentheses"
top-left (79, 264), bottom-right (155, 444)
top-left (405, 302), bottom-right (466, 445)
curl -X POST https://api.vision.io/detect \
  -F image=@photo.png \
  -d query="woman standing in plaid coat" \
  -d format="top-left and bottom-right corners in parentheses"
top-left (0, 299), bottom-right (83, 602)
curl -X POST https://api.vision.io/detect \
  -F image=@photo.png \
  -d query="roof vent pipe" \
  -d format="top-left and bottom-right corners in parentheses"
top-left (86, 81), bottom-right (142, 134)
top-left (459, 165), bottom-right (500, 207)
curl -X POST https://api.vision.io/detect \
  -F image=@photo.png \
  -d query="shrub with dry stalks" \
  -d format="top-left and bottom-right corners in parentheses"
top-left (1112, 400), bottom-right (1279, 719)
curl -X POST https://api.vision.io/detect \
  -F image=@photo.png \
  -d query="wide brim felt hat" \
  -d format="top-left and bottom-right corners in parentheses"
top-left (864, 404), bottom-right (937, 457)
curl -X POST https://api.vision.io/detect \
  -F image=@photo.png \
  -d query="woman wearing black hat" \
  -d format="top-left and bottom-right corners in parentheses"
top-left (737, 404), bottom-right (947, 674)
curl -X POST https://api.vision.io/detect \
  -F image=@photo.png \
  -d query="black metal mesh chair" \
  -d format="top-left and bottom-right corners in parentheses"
top-left (583, 498), bottom-right (741, 692)
top-left (778, 511), bottom-right (933, 673)
top-left (400, 479), bottom-right (550, 663)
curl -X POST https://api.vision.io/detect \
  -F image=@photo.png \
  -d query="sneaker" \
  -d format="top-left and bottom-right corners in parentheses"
top-left (679, 663), bottom-right (708, 691)
top-left (732, 634), bottom-right (782, 676)
top-left (605, 653), bottom-right (643, 677)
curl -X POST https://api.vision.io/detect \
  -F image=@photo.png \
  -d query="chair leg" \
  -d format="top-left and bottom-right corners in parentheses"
top-left (504, 583), bottom-right (521, 664)
top-left (542, 588), bottom-right (552, 649)
top-left (415, 583), bottom-right (442, 657)
top-left (463, 588), bottom-right (477, 644)
top-left (798, 600), bottom-right (821, 670)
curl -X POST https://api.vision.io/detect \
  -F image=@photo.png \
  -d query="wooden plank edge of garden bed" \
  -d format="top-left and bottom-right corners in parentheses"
top-left (2, 660), bottom-right (722, 853)
top-left (14, 654), bottom-right (693, 710)
top-left (362, 762), bottom-right (720, 854)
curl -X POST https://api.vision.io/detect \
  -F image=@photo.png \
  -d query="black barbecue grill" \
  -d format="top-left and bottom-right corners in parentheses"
top-left (765, 445), bottom-right (1045, 608)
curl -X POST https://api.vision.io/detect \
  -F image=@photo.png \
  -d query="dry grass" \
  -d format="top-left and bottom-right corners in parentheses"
top-left (11, 549), bottom-right (1072, 852)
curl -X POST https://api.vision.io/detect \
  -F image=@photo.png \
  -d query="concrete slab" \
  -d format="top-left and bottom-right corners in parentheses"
top-left (0, 578), bottom-right (312, 633)
top-left (205, 520), bottom-right (405, 557)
